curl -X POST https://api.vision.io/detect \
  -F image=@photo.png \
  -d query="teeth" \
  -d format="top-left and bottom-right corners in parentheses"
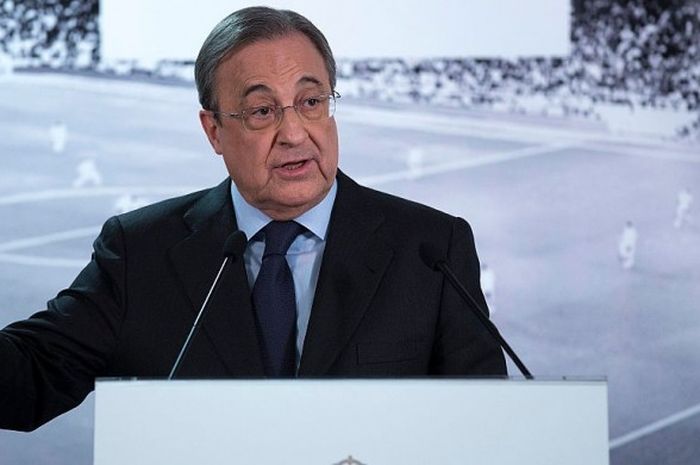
top-left (284, 161), bottom-right (305, 170)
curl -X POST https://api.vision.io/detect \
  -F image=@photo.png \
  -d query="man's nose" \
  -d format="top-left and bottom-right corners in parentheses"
top-left (275, 105), bottom-right (308, 146)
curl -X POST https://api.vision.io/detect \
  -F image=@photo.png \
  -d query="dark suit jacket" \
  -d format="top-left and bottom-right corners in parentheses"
top-left (0, 171), bottom-right (505, 431)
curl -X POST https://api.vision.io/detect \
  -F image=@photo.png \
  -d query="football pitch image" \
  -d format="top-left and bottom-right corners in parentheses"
top-left (1, 73), bottom-right (699, 464)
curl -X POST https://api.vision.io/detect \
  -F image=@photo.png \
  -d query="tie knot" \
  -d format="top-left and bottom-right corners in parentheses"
top-left (262, 221), bottom-right (305, 257)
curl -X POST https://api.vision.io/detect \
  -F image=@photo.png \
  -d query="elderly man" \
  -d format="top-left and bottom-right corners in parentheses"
top-left (0, 6), bottom-right (506, 432)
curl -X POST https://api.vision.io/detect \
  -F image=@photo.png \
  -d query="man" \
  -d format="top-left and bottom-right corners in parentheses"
top-left (0, 6), bottom-right (505, 432)
top-left (618, 220), bottom-right (638, 270)
top-left (49, 119), bottom-right (68, 153)
top-left (673, 187), bottom-right (692, 229)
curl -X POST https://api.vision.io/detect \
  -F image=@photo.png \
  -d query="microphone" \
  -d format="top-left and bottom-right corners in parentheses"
top-left (168, 230), bottom-right (248, 379)
top-left (419, 242), bottom-right (533, 379)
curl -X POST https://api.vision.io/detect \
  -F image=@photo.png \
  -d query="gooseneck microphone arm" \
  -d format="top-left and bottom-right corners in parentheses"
top-left (168, 231), bottom-right (248, 380)
top-left (420, 243), bottom-right (533, 379)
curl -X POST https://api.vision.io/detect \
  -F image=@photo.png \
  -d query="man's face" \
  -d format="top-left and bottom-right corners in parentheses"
top-left (199, 33), bottom-right (339, 221)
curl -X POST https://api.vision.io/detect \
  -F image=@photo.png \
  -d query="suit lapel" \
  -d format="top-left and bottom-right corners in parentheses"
top-left (299, 173), bottom-right (394, 375)
top-left (169, 179), bottom-right (264, 376)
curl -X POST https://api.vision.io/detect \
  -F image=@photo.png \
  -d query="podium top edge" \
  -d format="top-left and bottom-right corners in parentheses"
top-left (95, 376), bottom-right (607, 386)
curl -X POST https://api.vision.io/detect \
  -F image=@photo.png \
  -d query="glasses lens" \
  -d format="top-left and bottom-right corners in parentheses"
top-left (241, 93), bottom-right (337, 131)
top-left (243, 106), bottom-right (277, 131)
top-left (298, 94), bottom-right (334, 121)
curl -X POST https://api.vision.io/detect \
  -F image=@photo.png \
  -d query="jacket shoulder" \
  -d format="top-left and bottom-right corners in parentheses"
top-left (112, 179), bottom-right (230, 233)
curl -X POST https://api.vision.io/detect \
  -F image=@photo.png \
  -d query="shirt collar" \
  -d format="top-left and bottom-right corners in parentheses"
top-left (230, 178), bottom-right (337, 242)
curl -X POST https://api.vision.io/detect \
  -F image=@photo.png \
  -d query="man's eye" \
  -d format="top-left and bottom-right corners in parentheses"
top-left (302, 96), bottom-right (321, 108)
top-left (249, 106), bottom-right (274, 118)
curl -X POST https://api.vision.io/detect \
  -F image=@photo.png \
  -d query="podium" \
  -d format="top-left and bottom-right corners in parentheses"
top-left (94, 378), bottom-right (609, 465)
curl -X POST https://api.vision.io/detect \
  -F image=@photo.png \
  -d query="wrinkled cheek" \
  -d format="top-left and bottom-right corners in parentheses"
top-left (326, 126), bottom-right (340, 177)
top-left (322, 149), bottom-right (339, 180)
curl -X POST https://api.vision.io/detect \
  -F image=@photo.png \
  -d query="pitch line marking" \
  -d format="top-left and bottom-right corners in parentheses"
top-left (585, 141), bottom-right (700, 163)
top-left (0, 253), bottom-right (88, 268)
top-left (0, 142), bottom-right (569, 209)
top-left (0, 226), bottom-right (102, 268)
top-left (0, 143), bottom-right (570, 267)
top-left (0, 226), bottom-right (101, 252)
top-left (0, 186), bottom-right (199, 206)
top-left (358, 142), bottom-right (574, 187)
top-left (609, 402), bottom-right (700, 450)
top-left (340, 103), bottom-right (700, 154)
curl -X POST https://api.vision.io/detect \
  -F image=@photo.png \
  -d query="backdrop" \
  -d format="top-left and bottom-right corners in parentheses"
top-left (0, 1), bottom-right (698, 464)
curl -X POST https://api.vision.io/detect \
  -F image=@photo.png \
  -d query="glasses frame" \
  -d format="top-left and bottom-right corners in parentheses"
top-left (208, 90), bottom-right (341, 131)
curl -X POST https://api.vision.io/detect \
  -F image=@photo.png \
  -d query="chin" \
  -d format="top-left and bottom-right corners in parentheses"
top-left (276, 185), bottom-right (327, 211)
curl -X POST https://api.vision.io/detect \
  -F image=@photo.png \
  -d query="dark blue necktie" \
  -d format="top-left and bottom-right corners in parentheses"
top-left (252, 221), bottom-right (305, 377)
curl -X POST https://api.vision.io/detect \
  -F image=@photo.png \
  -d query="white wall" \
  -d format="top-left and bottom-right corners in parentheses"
top-left (100, 0), bottom-right (570, 64)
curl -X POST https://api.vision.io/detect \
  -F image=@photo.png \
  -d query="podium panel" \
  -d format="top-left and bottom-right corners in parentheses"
top-left (94, 379), bottom-right (608, 465)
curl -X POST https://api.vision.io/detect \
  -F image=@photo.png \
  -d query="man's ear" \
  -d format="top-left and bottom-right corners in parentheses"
top-left (199, 110), bottom-right (224, 154)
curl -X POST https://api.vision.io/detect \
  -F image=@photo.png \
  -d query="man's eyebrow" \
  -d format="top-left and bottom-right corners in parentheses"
top-left (240, 76), bottom-right (326, 99)
top-left (242, 83), bottom-right (272, 99)
top-left (297, 76), bottom-right (324, 88)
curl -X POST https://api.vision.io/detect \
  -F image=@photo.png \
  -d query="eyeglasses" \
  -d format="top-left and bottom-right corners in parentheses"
top-left (209, 91), bottom-right (340, 131)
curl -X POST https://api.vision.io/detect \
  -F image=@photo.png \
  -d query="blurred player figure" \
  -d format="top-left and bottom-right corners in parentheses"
top-left (0, 51), bottom-right (14, 80)
top-left (72, 159), bottom-right (102, 188)
top-left (673, 188), bottom-right (692, 229)
top-left (618, 221), bottom-right (638, 270)
top-left (49, 120), bottom-right (68, 153)
top-left (406, 147), bottom-right (425, 179)
top-left (480, 263), bottom-right (496, 313)
top-left (114, 194), bottom-right (149, 214)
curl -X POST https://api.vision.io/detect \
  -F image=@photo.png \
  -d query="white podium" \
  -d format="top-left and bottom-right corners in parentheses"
top-left (94, 378), bottom-right (609, 465)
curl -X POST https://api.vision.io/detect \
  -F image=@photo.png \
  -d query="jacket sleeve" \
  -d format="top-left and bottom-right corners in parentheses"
top-left (0, 216), bottom-right (127, 431)
top-left (429, 217), bottom-right (507, 376)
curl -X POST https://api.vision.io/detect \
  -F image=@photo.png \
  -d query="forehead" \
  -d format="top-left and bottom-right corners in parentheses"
top-left (215, 33), bottom-right (330, 100)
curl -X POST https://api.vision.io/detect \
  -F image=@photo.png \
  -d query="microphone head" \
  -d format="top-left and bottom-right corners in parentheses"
top-left (419, 242), bottom-right (445, 271)
top-left (223, 230), bottom-right (248, 260)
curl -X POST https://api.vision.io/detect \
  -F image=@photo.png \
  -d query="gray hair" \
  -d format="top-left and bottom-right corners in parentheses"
top-left (195, 6), bottom-right (337, 112)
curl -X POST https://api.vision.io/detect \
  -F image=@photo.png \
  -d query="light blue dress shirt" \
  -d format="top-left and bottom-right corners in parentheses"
top-left (230, 180), bottom-right (337, 365)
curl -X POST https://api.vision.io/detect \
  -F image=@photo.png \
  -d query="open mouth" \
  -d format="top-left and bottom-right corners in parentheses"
top-left (276, 159), bottom-right (311, 172)
top-left (282, 160), bottom-right (307, 170)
